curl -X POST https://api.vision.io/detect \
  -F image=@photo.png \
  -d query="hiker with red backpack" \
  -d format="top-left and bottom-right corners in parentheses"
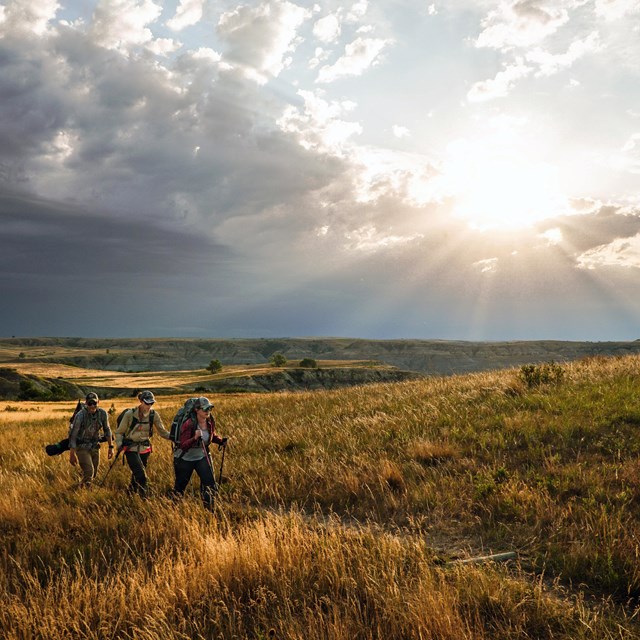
top-left (172, 396), bottom-right (227, 512)
top-left (114, 390), bottom-right (171, 497)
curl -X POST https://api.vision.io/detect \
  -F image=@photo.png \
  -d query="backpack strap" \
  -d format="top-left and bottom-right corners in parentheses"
top-left (149, 410), bottom-right (155, 438)
top-left (122, 408), bottom-right (139, 442)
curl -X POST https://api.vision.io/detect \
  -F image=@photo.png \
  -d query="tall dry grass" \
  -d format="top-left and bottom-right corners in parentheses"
top-left (1, 355), bottom-right (639, 638)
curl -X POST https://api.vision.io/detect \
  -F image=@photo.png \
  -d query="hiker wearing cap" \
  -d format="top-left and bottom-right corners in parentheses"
top-left (69, 393), bottom-right (114, 487)
top-left (115, 390), bottom-right (171, 497)
top-left (173, 396), bottom-right (227, 511)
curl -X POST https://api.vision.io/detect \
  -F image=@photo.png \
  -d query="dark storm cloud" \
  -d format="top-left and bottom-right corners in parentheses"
top-left (0, 189), bottom-right (231, 276)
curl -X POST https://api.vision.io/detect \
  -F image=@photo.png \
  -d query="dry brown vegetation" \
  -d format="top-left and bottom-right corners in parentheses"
top-left (1, 355), bottom-right (640, 638)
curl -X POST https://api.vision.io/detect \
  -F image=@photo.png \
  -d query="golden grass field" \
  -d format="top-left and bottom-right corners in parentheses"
top-left (1, 355), bottom-right (639, 638)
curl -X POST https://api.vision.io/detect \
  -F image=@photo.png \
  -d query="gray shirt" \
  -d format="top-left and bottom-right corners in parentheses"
top-left (178, 426), bottom-right (210, 461)
top-left (69, 407), bottom-right (112, 450)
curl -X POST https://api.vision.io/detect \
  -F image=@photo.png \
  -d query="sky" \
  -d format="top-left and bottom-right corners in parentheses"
top-left (1, 0), bottom-right (640, 341)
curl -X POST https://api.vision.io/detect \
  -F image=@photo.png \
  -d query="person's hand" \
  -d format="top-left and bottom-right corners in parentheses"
top-left (220, 437), bottom-right (229, 446)
top-left (194, 429), bottom-right (202, 440)
top-left (108, 446), bottom-right (114, 460)
top-left (69, 449), bottom-right (77, 466)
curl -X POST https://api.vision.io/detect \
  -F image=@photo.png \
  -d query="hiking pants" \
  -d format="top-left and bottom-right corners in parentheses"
top-left (124, 451), bottom-right (150, 497)
top-left (173, 456), bottom-right (218, 511)
top-left (76, 448), bottom-right (100, 486)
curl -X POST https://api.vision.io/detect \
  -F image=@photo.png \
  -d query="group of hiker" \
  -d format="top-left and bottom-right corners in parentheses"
top-left (62, 391), bottom-right (228, 511)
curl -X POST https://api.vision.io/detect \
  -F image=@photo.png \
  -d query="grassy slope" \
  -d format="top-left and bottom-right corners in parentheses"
top-left (0, 355), bottom-right (639, 638)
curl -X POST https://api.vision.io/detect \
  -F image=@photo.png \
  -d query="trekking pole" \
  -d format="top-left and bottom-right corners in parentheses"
top-left (98, 446), bottom-right (125, 487)
top-left (201, 438), bottom-right (215, 474)
top-left (217, 441), bottom-right (226, 486)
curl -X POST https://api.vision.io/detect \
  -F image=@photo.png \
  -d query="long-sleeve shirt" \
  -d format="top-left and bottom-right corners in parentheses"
top-left (69, 408), bottom-right (112, 450)
top-left (115, 407), bottom-right (170, 453)
top-left (176, 416), bottom-right (224, 461)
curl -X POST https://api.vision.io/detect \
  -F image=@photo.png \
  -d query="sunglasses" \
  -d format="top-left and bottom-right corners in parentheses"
top-left (199, 407), bottom-right (212, 412)
top-left (86, 402), bottom-right (98, 407)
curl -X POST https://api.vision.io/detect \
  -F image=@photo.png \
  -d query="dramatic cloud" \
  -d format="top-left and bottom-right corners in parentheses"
top-left (0, 0), bottom-right (639, 340)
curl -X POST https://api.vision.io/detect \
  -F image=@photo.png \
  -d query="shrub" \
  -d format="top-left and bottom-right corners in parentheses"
top-left (519, 361), bottom-right (564, 388)
top-left (270, 353), bottom-right (287, 367)
top-left (207, 359), bottom-right (223, 374)
top-left (299, 358), bottom-right (317, 368)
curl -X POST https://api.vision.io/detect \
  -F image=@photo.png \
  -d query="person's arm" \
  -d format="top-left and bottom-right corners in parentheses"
top-left (153, 412), bottom-right (171, 440)
top-left (101, 409), bottom-right (114, 459)
top-left (114, 410), bottom-right (132, 450)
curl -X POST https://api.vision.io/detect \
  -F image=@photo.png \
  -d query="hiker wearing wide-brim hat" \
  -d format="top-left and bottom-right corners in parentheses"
top-left (69, 393), bottom-right (114, 487)
top-left (172, 396), bottom-right (227, 511)
top-left (115, 390), bottom-right (171, 497)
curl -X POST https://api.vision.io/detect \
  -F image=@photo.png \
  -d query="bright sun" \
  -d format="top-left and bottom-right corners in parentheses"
top-left (442, 134), bottom-right (564, 231)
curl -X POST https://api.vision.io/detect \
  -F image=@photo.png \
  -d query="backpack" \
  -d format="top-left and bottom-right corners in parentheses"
top-left (169, 397), bottom-right (198, 451)
top-left (116, 407), bottom-right (155, 439)
top-left (45, 399), bottom-right (93, 456)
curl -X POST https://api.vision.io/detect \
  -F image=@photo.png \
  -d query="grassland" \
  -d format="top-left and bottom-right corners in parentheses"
top-left (1, 355), bottom-right (639, 638)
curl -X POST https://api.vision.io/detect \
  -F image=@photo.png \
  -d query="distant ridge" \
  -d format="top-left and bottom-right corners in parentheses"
top-left (2, 337), bottom-right (639, 375)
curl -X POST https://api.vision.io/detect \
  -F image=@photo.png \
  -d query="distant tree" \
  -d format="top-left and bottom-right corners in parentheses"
top-left (207, 359), bottom-right (223, 374)
top-left (270, 353), bottom-right (287, 367)
top-left (299, 358), bottom-right (317, 368)
top-left (18, 352), bottom-right (25, 359)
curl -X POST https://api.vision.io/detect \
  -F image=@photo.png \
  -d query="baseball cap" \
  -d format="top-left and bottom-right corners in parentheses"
top-left (138, 390), bottom-right (156, 405)
top-left (85, 392), bottom-right (99, 405)
top-left (196, 396), bottom-right (213, 411)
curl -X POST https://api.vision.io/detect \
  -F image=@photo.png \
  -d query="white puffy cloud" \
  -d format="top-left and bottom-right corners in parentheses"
top-left (278, 89), bottom-right (362, 154)
top-left (166, 0), bottom-right (205, 31)
top-left (316, 36), bottom-right (391, 83)
top-left (475, 0), bottom-right (572, 51)
top-left (346, 0), bottom-right (369, 22)
top-left (90, 0), bottom-right (162, 51)
top-left (467, 59), bottom-right (532, 101)
top-left (0, 0), bottom-right (59, 35)
top-left (313, 13), bottom-right (341, 43)
top-left (218, 0), bottom-right (311, 83)
top-left (392, 125), bottom-right (410, 138)
top-left (146, 37), bottom-right (182, 56)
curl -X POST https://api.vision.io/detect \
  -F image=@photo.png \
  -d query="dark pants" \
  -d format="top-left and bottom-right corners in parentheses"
top-left (124, 450), bottom-right (150, 497)
top-left (173, 456), bottom-right (218, 511)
